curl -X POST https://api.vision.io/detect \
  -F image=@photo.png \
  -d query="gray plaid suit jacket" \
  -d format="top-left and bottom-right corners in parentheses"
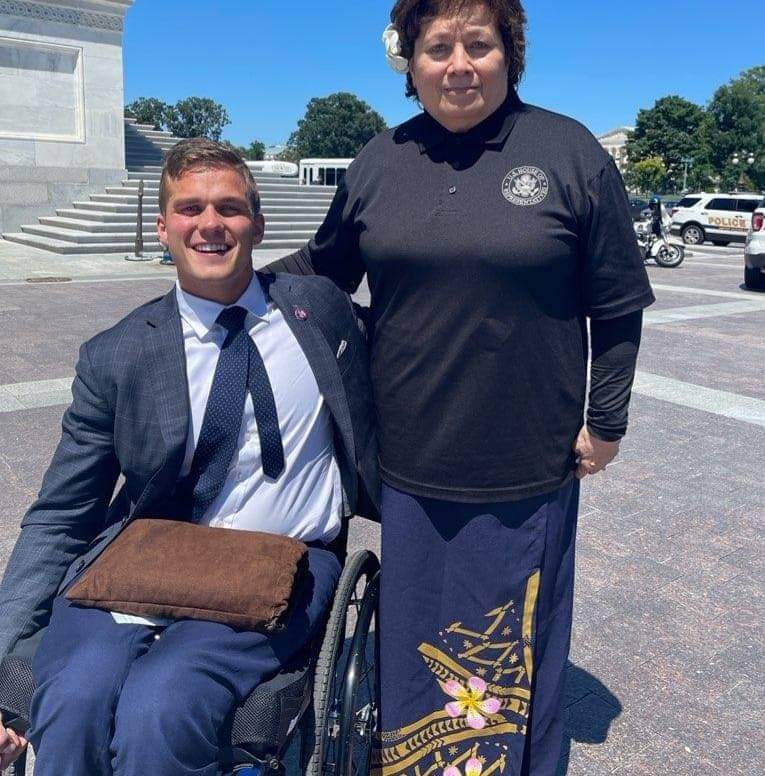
top-left (0, 271), bottom-right (379, 659)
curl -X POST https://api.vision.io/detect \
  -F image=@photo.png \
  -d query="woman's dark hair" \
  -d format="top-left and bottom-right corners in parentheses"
top-left (390, 0), bottom-right (527, 99)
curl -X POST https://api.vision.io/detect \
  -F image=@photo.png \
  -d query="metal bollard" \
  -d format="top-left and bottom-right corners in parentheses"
top-left (125, 178), bottom-right (152, 262)
top-left (134, 178), bottom-right (144, 257)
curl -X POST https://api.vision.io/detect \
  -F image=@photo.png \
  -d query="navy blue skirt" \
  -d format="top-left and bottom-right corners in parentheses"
top-left (374, 478), bottom-right (579, 776)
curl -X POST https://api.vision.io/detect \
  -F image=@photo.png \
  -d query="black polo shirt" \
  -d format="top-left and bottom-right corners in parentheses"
top-left (281, 93), bottom-right (655, 502)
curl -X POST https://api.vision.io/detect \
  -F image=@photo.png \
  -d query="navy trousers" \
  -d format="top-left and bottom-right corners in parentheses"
top-left (375, 479), bottom-right (579, 776)
top-left (28, 546), bottom-right (341, 776)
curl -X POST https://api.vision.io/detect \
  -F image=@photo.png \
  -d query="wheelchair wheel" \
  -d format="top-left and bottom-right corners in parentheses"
top-left (304, 549), bottom-right (380, 776)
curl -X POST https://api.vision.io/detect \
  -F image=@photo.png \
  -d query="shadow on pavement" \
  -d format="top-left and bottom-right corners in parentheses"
top-left (556, 661), bottom-right (622, 775)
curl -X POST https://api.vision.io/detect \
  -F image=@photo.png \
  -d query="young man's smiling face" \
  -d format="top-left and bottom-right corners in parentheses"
top-left (157, 166), bottom-right (265, 304)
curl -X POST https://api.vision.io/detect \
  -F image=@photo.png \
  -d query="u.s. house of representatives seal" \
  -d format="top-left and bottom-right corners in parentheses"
top-left (501, 166), bottom-right (550, 206)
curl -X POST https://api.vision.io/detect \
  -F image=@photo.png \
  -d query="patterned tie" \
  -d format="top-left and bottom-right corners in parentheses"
top-left (188, 305), bottom-right (284, 522)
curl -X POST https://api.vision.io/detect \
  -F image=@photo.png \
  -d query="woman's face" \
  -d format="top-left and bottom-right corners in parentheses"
top-left (410, 3), bottom-right (509, 133)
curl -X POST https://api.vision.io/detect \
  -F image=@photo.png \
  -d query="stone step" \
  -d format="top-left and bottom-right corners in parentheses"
top-left (48, 213), bottom-right (321, 232)
top-left (124, 168), bottom-right (302, 182)
top-left (41, 216), bottom-right (155, 232)
top-left (124, 148), bottom-right (172, 157)
top-left (1, 232), bottom-right (163, 254)
top-left (127, 129), bottom-right (181, 143)
top-left (126, 171), bottom-right (162, 180)
top-left (21, 224), bottom-right (160, 243)
top-left (125, 145), bottom-right (175, 154)
top-left (125, 147), bottom-right (166, 154)
top-left (26, 222), bottom-right (316, 243)
top-left (90, 193), bottom-right (330, 209)
top-left (116, 180), bottom-right (332, 196)
top-left (261, 205), bottom-right (330, 213)
top-left (125, 135), bottom-right (177, 144)
top-left (2, 231), bottom-right (301, 254)
top-left (258, 238), bottom-right (306, 249)
top-left (125, 156), bottom-right (166, 165)
top-left (127, 122), bottom-right (162, 132)
top-left (259, 229), bottom-right (315, 239)
top-left (55, 208), bottom-right (323, 226)
top-left (91, 193), bottom-right (159, 204)
top-left (70, 201), bottom-right (329, 217)
top-left (55, 208), bottom-right (156, 223)
top-left (125, 133), bottom-right (178, 142)
top-left (71, 201), bottom-right (153, 213)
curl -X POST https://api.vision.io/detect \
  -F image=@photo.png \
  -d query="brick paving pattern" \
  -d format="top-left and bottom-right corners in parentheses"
top-left (0, 240), bottom-right (762, 774)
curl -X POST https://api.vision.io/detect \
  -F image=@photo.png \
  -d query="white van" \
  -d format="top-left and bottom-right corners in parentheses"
top-left (669, 192), bottom-right (762, 246)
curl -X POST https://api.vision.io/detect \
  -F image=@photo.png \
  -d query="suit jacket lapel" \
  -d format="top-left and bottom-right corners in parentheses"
top-left (139, 289), bottom-right (190, 510)
top-left (264, 275), bottom-right (356, 465)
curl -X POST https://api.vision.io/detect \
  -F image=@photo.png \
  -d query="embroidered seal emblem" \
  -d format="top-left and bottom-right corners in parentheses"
top-left (293, 306), bottom-right (309, 321)
top-left (501, 166), bottom-right (550, 206)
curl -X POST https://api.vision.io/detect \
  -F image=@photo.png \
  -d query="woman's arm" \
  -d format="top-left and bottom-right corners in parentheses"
top-left (587, 310), bottom-right (642, 441)
top-left (573, 310), bottom-right (642, 479)
top-left (263, 177), bottom-right (366, 293)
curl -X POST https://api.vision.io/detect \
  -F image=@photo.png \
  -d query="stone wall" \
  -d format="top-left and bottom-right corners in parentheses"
top-left (0, 0), bottom-right (134, 232)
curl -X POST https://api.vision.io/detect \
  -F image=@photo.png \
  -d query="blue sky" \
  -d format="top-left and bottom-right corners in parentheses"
top-left (124, 0), bottom-right (763, 147)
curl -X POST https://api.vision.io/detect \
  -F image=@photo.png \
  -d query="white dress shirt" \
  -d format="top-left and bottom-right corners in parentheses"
top-left (111, 273), bottom-right (343, 625)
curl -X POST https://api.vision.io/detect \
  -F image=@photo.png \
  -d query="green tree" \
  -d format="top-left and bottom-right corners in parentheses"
top-left (124, 97), bottom-right (171, 130)
top-left (241, 140), bottom-right (266, 161)
top-left (624, 156), bottom-right (668, 194)
top-left (275, 146), bottom-right (302, 164)
top-left (285, 92), bottom-right (387, 159)
top-left (222, 139), bottom-right (266, 161)
top-left (707, 66), bottom-right (765, 191)
top-left (626, 96), bottom-right (713, 190)
top-left (166, 97), bottom-right (230, 141)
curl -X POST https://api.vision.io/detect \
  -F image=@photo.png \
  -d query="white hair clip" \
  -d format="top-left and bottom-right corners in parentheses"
top-left (382, 24), bottom-right (409, 74)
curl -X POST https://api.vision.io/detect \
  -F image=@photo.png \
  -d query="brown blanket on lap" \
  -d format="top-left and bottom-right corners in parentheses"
top-left (66, 518), bottom-right (308, 632)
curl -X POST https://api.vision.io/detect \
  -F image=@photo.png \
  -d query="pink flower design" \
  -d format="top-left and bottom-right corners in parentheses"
top-left (442, 676), bottom-right (502, 730)
top-left (444, 757), bottom-right (483, 776)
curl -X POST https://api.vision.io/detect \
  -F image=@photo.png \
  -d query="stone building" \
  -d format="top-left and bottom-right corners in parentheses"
top-left (0, 0), bottom-right (134, 234)
top-left (597, 127), bottom-right (633, 175)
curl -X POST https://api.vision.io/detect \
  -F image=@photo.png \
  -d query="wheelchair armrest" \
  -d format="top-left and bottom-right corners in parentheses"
top-left (0, 629), bottom-right (45, 734)
top-left (0, 653), bottom-right (36, 735)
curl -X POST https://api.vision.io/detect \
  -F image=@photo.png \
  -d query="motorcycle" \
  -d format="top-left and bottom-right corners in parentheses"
top-left (634, 215), bottom-right (685, 268)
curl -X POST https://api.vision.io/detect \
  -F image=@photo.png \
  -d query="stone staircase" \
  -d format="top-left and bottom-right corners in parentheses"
top-left (1, 118), bottom-right (334, 253)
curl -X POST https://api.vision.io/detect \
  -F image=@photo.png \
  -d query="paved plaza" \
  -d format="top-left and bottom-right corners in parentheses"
top-left (0, 239), bottom-right (762, 774)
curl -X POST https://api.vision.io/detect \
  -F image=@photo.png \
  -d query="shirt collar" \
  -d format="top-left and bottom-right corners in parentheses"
top-left (412, 90), bottom-right (524, 154)
top-left (175, 272), bottom-right (269, 340)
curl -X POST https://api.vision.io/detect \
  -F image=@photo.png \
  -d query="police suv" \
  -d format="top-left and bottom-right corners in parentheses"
top-left (669, 192), bottom-right (762, 246)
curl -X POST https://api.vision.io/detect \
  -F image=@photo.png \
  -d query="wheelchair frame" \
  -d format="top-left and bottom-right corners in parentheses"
top-left (2, 549), bottom-right (380, 776)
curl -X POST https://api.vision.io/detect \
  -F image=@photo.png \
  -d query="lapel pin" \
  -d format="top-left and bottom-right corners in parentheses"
top-left (293, 306), bottom-right (309, 321)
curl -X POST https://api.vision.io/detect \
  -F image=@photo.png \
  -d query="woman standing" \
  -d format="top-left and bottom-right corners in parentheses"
top-left (269, 1), bottom-right (654, 773)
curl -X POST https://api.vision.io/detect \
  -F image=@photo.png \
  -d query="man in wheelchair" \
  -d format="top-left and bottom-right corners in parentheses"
top-left (0, 139), bottom-right (379, 775)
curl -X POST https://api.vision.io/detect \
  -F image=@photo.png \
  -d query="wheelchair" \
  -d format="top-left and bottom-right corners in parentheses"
top-left (0, 549), bottom-right (380, 776)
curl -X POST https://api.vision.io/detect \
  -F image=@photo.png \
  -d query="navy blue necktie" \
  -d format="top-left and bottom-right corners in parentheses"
top-left (189, 306), bottom-right (284, 522)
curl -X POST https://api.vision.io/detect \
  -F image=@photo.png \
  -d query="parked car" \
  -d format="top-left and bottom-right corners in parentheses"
top-left (744, 198), bottom-right (765, 290)
top-left (670, 192), bottom-right (762, 246)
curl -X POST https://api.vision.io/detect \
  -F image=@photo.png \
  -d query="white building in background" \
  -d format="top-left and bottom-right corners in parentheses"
top-left (0, 0), bottom-right (134, 234)
top-left (597, 127), bottom-right (634, 174)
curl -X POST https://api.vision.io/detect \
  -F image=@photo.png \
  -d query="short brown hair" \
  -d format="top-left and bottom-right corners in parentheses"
top-left (158, 137), bottom-right (261, 216)
top-left (390, 0), bottom-right (527, 99)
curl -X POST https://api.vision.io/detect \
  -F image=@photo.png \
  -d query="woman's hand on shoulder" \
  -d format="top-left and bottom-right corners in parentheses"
top-left (573, 426), bottom-right (620, 479)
